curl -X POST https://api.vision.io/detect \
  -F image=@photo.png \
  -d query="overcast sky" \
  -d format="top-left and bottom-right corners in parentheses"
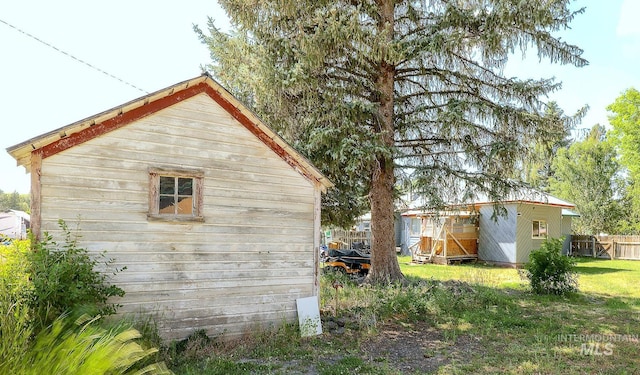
top-left (1, 0), bottom-right (639, 194)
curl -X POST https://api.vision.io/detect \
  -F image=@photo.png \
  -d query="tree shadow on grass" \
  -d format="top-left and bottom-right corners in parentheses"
top-left (572, 258), bottom-right (631, 275)
top-left (573, 266), bottom-right (627, 275)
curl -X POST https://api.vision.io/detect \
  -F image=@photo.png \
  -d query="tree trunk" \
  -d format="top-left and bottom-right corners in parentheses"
top-left (365, 0), bottom-right (404, 284)
top-left (367, 150), bottom-right (404, 284)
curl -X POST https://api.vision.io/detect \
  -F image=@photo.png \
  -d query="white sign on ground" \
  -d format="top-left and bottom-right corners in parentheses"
top-left (296, 296), bottom-right (322, 337)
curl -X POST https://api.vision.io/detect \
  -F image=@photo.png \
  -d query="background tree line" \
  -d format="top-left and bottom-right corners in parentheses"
top-left (525, 88), bottom-right (640, 235)
top-left (0, 190), bottom-right (29, 213)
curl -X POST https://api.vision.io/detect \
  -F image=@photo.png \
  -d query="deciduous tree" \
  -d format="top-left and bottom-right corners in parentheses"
top-left (0, 190), bottom-right (30, 212)
top-left (522, 101), bottom-right (581, 191)
top-left (549, 125), bottom-right (625, 234)
top-left (198, 0), bottom-right (587, 283)
top-left (607, 88), bottom-right (640, 232)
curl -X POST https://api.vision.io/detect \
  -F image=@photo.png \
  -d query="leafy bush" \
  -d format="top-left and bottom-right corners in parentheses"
top-left (0, 239), bottom-right (32, 298)
top-left (28, 220), bottom-right (126, 329)
top-left (2, 234), bottom-right (169, 374)
top-left (524, 238), bottom-right (578, 295)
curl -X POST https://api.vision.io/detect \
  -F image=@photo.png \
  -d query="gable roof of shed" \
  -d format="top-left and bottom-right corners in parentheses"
top-left (6, 74), bottom-right (333, 190)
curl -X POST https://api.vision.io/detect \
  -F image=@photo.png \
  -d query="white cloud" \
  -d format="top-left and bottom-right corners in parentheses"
top-left (617, 0), bottom-right (640, 36)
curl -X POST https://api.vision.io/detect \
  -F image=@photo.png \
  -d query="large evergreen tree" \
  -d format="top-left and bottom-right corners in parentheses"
top-left (198, 0), bottom-right (586, 283)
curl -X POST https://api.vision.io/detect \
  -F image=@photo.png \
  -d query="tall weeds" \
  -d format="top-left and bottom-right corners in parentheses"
top-left (4, 314), bottom-right (171, 375)
top-left (0, 239), bottom-right (33, 369)
top-left (1, 224), bottom-right (170, 374)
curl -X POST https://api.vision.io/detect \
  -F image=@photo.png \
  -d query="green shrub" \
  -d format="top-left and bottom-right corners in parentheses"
top-left (524, 238), bottom-right (578, 295)
top-left (27, 220), bottom-right (126, 330)
top-left (0, 239), bottom-right (32, 299)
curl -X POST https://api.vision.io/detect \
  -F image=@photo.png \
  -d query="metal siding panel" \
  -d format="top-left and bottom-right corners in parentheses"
top-left (516, 204), bottom-right (563, 264)
top-left (561, 216), bottom-right (572, 235)
top-left (478, 204), bottom-right (517, 264)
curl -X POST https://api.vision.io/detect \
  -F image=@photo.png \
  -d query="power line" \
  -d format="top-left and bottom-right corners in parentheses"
top-left (0, 18), bottom-right (149, 94)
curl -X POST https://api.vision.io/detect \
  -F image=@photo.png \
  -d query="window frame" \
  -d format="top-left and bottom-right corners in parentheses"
top-left (409, 217), bottom-right (422, 237)
top-left (148, 167), bottom-right (204, 222)
top-left (532, 219), bottom-right (548, 239)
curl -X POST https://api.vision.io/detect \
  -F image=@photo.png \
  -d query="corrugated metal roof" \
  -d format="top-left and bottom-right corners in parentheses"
top-left (402, 187), bottom-right (576, 213)
top-left (470, 189), bottom-right (576, 208)
top-left (6, 74), bottom-right (333, 191)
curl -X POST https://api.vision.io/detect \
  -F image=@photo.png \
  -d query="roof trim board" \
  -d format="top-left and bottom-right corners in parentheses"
top-left (470, 200), bottom-right (576, 209)
top-left (7, 74), bottom-right (333, 191)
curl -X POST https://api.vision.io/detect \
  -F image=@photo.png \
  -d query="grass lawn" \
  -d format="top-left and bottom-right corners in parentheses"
top-left (5, 239), bottom-right (638, 374)
top-left (167, 256), bottom-right (640, 374)
top-left (399, 255), bottom-right (640, 299)
top-left (399, 255), bottom-right (527, 289)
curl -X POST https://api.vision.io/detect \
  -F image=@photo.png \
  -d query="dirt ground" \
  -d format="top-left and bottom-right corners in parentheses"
top-left (262, 319), bottom-right (484, 375)
top-left (358, 321), bottom-right (481, 373)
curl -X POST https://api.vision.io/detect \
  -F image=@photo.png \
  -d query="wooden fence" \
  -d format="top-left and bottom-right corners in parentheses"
top-left (570, 235), bottom-right (640, 260)
top-left (323, 229), bottom-right (371, 250)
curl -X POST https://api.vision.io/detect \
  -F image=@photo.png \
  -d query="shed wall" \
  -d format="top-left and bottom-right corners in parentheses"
top-left (515, 204), bottom-right (563, 264)
top-left (478, 204), bottom-right (517, 264)
top-left (38, 93), bottom-right (317, 340)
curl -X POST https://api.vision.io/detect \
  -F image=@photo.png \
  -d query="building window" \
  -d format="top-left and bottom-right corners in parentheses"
top-left (410, 218), bottom-right (422, 236)
top-left (532, 220), bottom-right (547, 239)
top-left (148, 168), bottom-right (204, 222)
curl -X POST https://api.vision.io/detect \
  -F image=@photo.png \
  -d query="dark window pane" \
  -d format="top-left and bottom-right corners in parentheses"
top-left (160, 177), bottom-right (175, 195)
top-left (178, 178), bottom-right (193, 195)
top-left (159, 196), bottom-right (175, 213)
top-left (176, 196), bottom-right (193, 215)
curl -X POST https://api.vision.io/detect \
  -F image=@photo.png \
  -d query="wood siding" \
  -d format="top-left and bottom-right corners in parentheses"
top-left (38, 93), bottom-right (317, 340)
top-left (478, 205), bottom-right (517, 264)
top-left (571, 235), bottom-right (640, 260)
top-left (515, 204), bottom-right (562, 264)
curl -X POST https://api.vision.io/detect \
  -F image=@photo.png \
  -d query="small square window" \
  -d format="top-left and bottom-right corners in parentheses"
top-left (148, 168), bottom-right (204, 222)
top-left (532, 220), bottom-right (547, 239)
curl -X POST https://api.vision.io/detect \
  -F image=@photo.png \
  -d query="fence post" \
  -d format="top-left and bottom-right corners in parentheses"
top-left (592, 237), bottom-right (596, 258)
top-left (612, 240), bottom-right (616, 260)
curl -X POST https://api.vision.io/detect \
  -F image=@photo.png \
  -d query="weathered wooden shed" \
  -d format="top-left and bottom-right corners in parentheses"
top-left (6, 74), bottom-right (333, 340)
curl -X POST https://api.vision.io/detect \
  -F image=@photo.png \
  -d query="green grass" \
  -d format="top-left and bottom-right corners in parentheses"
top-left (5, 241), bottom-right (640, 374)
top-left (158, 256), bottom-right (640, 374)
top-left (399, 255), bottom-right (526, 289)
top-left (400, 255), bottom-right (640, 298)
top-left (573, 257), bottom-right (640, 298)
top-left (1, 240), bottom-right (169, 375)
